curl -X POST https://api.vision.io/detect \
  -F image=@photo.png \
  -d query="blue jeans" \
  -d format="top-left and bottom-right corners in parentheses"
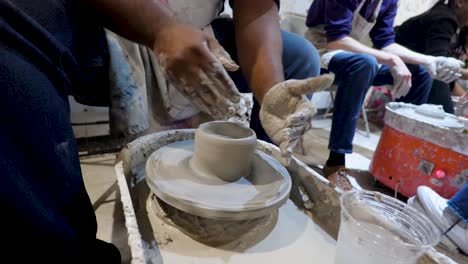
top-left (448, 185), bottom-right (468, 223)
top-left (212, 18), bottom-right (321, 141)
top-left (326, 52), bottom-right (432, 154)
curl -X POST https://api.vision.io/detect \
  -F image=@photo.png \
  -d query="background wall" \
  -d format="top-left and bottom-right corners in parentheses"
top-left (280, 0), bottom-right (311, 15)
top-left (394, 0), bottom-right (439, 25)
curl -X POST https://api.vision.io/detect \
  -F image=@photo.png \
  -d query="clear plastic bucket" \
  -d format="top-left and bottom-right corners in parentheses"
top-left (335, 190), bottom-right (440, 264)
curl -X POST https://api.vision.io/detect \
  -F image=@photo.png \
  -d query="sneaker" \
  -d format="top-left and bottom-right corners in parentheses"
top-left (408, 196), bottom-right (426, 212)
top-left (408, 196), bottom-right (459, 253)
top-left (417, 186), bottom-right (468, 255)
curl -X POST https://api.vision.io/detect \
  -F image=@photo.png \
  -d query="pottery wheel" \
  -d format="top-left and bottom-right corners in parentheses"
top-left (398, 104), bottom-right (465, 130)
top-left (145, 140), bottom-right (292, 220)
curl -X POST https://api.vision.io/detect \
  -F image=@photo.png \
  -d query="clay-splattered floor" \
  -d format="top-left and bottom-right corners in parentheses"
top-left (81, 154), bottom-right (131, 263)
top-left (81, 117), bottom-right (382, 264)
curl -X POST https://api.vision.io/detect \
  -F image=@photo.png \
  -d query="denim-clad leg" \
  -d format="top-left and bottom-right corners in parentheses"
top-left (327, 52), bottom-right (432, 154)
top-left (211, 18), bottom-right (320, 141)
top-left (327, 52), bottom-right (379, 154)
top-left (448, 185), bottom-right (468, 223)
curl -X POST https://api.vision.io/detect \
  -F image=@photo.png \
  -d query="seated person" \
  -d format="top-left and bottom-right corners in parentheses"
top-left (0, 0), bottom-right (323, 261)
top-left (303, 0), bottom-right (463, 188)
top-left (395, 0), bottom-right (468, 114)
top-left (410, 185), bottom-right (468, 255)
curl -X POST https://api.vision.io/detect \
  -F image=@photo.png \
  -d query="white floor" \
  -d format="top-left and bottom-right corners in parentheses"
top-left (312, 118), bottom-right (381, 152)
top-left (311, 118), bottom-right (380, 172)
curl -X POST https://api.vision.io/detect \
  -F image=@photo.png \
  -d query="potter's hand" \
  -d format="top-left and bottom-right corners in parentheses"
top-left (389, 57), bottom-right (412, 99)
top-left (153, 23), bottom-right (247, 120)
top-left (425, 57), bottom-right (464, 83)
top-left (260, 74), bottom-right (335, 165)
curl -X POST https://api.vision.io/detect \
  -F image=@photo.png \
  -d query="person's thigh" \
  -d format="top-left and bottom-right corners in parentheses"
top-left (282, 30), bottom-right (321, 80)
top-left (0, 45), bottom-right (101, 260)
top-left (328, 51), bottom-right (380, 84)
top-left (326, 52), bottom-right (379, 154)
top-left (372, 65), bottom-right (394, 87)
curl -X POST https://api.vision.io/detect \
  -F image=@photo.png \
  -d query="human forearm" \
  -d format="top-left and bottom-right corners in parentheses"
top-left (328, 37), bottom-right (401, 66)
top-left (233, 0), bottom-right (283, 104)
top-left (379, 43), bottom-right (468, 93)
top-left (382, 43), bottom-right (433, 65)
top-left (84, 0), bottom-right (175, 47)
top-left (384, 43), bottom-right (464, 83)
top-left (329, 37), bottom-right (414, 97)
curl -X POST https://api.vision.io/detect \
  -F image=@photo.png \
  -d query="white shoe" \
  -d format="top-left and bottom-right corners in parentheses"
top-left (408, 196), bottom-right (426, 213)
top-left (417, 186), bottom-right (468, 255)
top-left (408, 196), bottom-right (459, 253)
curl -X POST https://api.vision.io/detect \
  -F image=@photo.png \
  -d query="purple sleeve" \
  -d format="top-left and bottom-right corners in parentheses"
top-left (369, 0), bottom-right (397, 49)
top-left (323, 0), bottom-right (360, 42)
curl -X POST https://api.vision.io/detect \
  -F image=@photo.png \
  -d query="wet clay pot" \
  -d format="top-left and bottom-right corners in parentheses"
top-left (191, 121), bottom-right (257, 182)
top-left (145, 120), bottom-right (292, 220)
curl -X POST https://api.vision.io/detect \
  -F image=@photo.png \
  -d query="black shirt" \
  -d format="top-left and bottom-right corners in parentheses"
top-left (395, 2), bottom-right (458, 57)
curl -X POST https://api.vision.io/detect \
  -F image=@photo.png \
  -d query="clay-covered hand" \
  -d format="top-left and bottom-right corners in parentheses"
top-left (425, 57), bottom-right (464, 83)
top-left (389, 57), bottom-right (412, 99)
top-left (153, 23), bottom-right (248, 120)
top-left (436, 57), bottom-right (465, 83)
top-left (260, 74), bottom-right (335, 165)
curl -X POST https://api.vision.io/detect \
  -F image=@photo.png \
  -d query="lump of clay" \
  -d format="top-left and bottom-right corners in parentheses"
top-left (152, 196), bottom-right (277, 247)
